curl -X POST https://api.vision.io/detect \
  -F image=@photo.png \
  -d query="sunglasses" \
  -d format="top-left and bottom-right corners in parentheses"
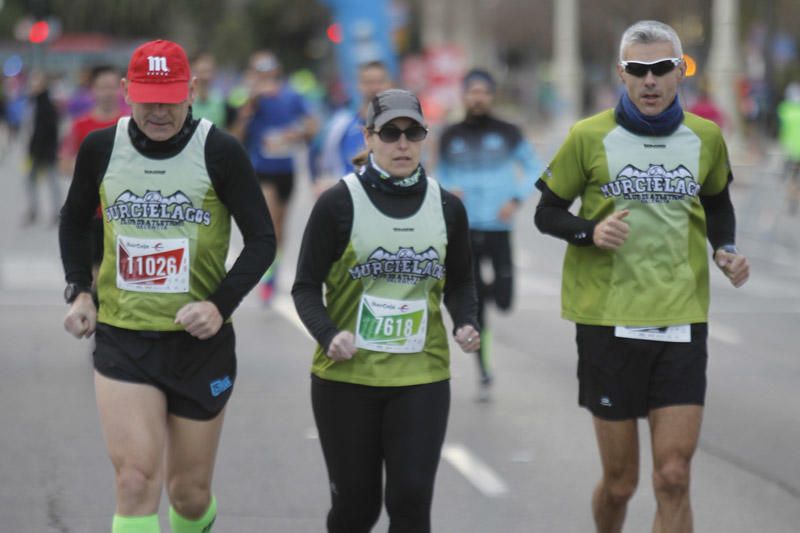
top-left (373, 124), bottom-right (428, 143)
top-left (620, 57), bottom-right (682, 77)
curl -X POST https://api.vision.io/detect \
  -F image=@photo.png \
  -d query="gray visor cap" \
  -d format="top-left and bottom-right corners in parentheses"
top-left (366, 89), bottom-right (426, 129)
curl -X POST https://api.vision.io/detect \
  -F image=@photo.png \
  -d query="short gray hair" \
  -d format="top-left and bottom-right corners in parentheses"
top-left (619, 20), bottom-right (683, 62)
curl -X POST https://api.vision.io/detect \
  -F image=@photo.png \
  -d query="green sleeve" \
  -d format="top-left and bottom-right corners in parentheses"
top-left (683, 114), bottom-right (731, 196)
top-left (540, 126), bottom-right (586, 201)
top-left (701, 132), bottom-right (731, 195)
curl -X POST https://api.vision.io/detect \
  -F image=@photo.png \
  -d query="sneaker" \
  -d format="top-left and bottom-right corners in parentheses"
top-left (259, 278), bottom-right (275, 304)
top-left (259, 257), bottom-right (279, 305)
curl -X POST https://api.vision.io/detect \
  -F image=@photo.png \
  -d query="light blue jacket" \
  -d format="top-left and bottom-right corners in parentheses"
top-left (437, 116), bottom-right (540, 231)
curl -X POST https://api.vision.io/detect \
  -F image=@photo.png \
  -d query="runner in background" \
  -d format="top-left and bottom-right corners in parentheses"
top-left (777, 81), bottom-right (800, 215)
top-left (687, 78), bottom-right (725, 129)
top-left (309, 60), bottom-right (392, 196)
top-left (230, 50), bottom-right (317, 304)
top-left (59, 65), bottom-right (126, 288)
top-left (190, 53), bottom-right (230, 129)
top-left (23, 70), bottom-right (61, 226)
top-left (65, 66), bottom-right (95, 120)
top-left (437, 69), bottom-right (540, 401)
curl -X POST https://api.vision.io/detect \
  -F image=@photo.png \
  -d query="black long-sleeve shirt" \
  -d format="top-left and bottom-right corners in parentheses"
top-left (534, 179), bottom-right (736, 251)
top-left (292, 178), bottom-right (479, 352)
top-left (59, 117), bottom-right (275, 320)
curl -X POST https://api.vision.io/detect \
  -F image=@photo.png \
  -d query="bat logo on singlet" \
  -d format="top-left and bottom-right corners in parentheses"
top-left (601, 164), bottom-right (700, 204)
top-left (105, 189), bottom-right (212, 228)
top-left (349, 247), bottom-right (445, 285)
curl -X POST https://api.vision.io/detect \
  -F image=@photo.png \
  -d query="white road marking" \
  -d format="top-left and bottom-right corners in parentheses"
top-left (1, 256), bottom-right (63, 290)
top-left (442, 442), bottom-right (509, 497)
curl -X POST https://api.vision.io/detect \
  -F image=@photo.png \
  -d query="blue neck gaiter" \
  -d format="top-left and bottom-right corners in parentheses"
top-left (615, 92), bottom-right (684, 136)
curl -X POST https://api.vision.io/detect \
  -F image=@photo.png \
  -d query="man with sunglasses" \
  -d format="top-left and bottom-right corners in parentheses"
top-left (438, 68), bottom-right (540, 401)
top-left (534, 20), bottom-right (749, 532)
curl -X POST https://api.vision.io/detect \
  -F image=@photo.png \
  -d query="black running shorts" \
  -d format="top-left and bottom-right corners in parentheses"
top-left (256, 171), bottom-right (295, 202)
top-left (93, 322), bottom-right (236, 420)
top-left (576, 323), bottom-right (708, 420)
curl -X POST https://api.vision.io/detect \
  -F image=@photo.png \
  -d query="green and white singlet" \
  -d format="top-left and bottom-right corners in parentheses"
top-left (96, 117), bottom-right (231, 330)
top-left (540, 110), bottom-right (730, 326)
top-left (312, 174), bottom-right (450, 386)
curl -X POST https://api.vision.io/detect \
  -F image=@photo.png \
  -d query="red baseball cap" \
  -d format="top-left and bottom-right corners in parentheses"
top-left (126, 40), bottom-right (191, 104)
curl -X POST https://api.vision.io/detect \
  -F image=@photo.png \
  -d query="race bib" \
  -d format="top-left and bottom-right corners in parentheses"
top-left (116, 236), bottom-right (189, 293)
top-left (614, 325), bottom-right (691, 343)
top-left (355, 294), bottom-right (428, 354)
top-left (260, 128), bottom-right (295, 158)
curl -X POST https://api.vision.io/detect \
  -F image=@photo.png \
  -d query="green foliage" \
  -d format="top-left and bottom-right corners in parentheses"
top-left (50, 0), bottom-right (173, 36)
top-left (0, 2), bottom-right (27, 38)
top-left (0, 0), bottom-right (331, 69)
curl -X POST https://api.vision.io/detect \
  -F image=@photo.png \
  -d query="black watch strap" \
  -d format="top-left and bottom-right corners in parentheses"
top-left (64, 283), bottom-right (92, 304)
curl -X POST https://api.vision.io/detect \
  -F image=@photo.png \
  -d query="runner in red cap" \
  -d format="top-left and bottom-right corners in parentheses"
top-left (59, 39), bottom-right (275, 533)
top-left (126, 40), bottom-right (192, 104)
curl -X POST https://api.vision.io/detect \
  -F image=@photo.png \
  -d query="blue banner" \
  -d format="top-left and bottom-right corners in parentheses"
top-left (322, 0), bottom-right (398, 107)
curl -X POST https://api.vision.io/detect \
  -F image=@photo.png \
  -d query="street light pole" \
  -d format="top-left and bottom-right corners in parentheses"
top-left (553, 0), bottom-right (582, 131)
top-left (708, 0), bottom-right (743, 153)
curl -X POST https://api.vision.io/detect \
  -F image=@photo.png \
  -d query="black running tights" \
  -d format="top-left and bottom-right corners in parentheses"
top-left (311, 376), bottom-right (450, 533)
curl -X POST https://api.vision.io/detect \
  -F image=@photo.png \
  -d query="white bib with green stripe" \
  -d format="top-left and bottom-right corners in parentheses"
top-left (311, 174), bottom-right (451, 386)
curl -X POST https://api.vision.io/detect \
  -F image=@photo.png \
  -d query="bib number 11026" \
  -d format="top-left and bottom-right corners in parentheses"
top-left (116, 236), bottom-right (190, 293)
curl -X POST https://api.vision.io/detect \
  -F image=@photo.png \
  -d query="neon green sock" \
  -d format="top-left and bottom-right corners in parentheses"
top-left (112, 513), bottom-right (160, 532)
top-left (261, 250), bottom-right (281, 283)
top-left (480, 328), bottom-right (492, 374)
top-left (169, 496), bottom-right (217, 533)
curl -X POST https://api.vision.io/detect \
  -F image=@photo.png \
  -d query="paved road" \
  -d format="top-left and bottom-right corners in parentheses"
top-left (1, 133), bottom-right (798, 532)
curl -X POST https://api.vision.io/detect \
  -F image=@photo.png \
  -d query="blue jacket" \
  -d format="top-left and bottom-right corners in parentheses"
top-left (310, 109), bottom-right (364, 181)
top-left (437, 115), bottom-right (540, 231)
top-left (244, 84), bottom-right (311, 175)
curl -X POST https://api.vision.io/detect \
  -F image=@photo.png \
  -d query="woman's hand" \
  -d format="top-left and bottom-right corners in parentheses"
top-left (455, 325), bottom-right (480, 353)
top-left (327, 331), bottom-right (357, 361)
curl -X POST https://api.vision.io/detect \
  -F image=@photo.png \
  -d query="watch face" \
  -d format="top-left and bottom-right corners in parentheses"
top-left (64, 284), bottom-right (86, 303)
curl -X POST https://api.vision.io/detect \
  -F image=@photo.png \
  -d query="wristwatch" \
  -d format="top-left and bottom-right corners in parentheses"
top-left (713, 244), bottom-right (738, 261)
top-left (64, 283), bottom-right (91, 304)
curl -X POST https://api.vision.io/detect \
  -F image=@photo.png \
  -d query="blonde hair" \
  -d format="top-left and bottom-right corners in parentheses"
top-left (351, 148), bottom-right (369, 168)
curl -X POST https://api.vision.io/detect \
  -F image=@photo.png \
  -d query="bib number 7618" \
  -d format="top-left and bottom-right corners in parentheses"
top-left (372, 316), bottom-right (416, 338)
top-left (355, 294), bottom-right (427, 354)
